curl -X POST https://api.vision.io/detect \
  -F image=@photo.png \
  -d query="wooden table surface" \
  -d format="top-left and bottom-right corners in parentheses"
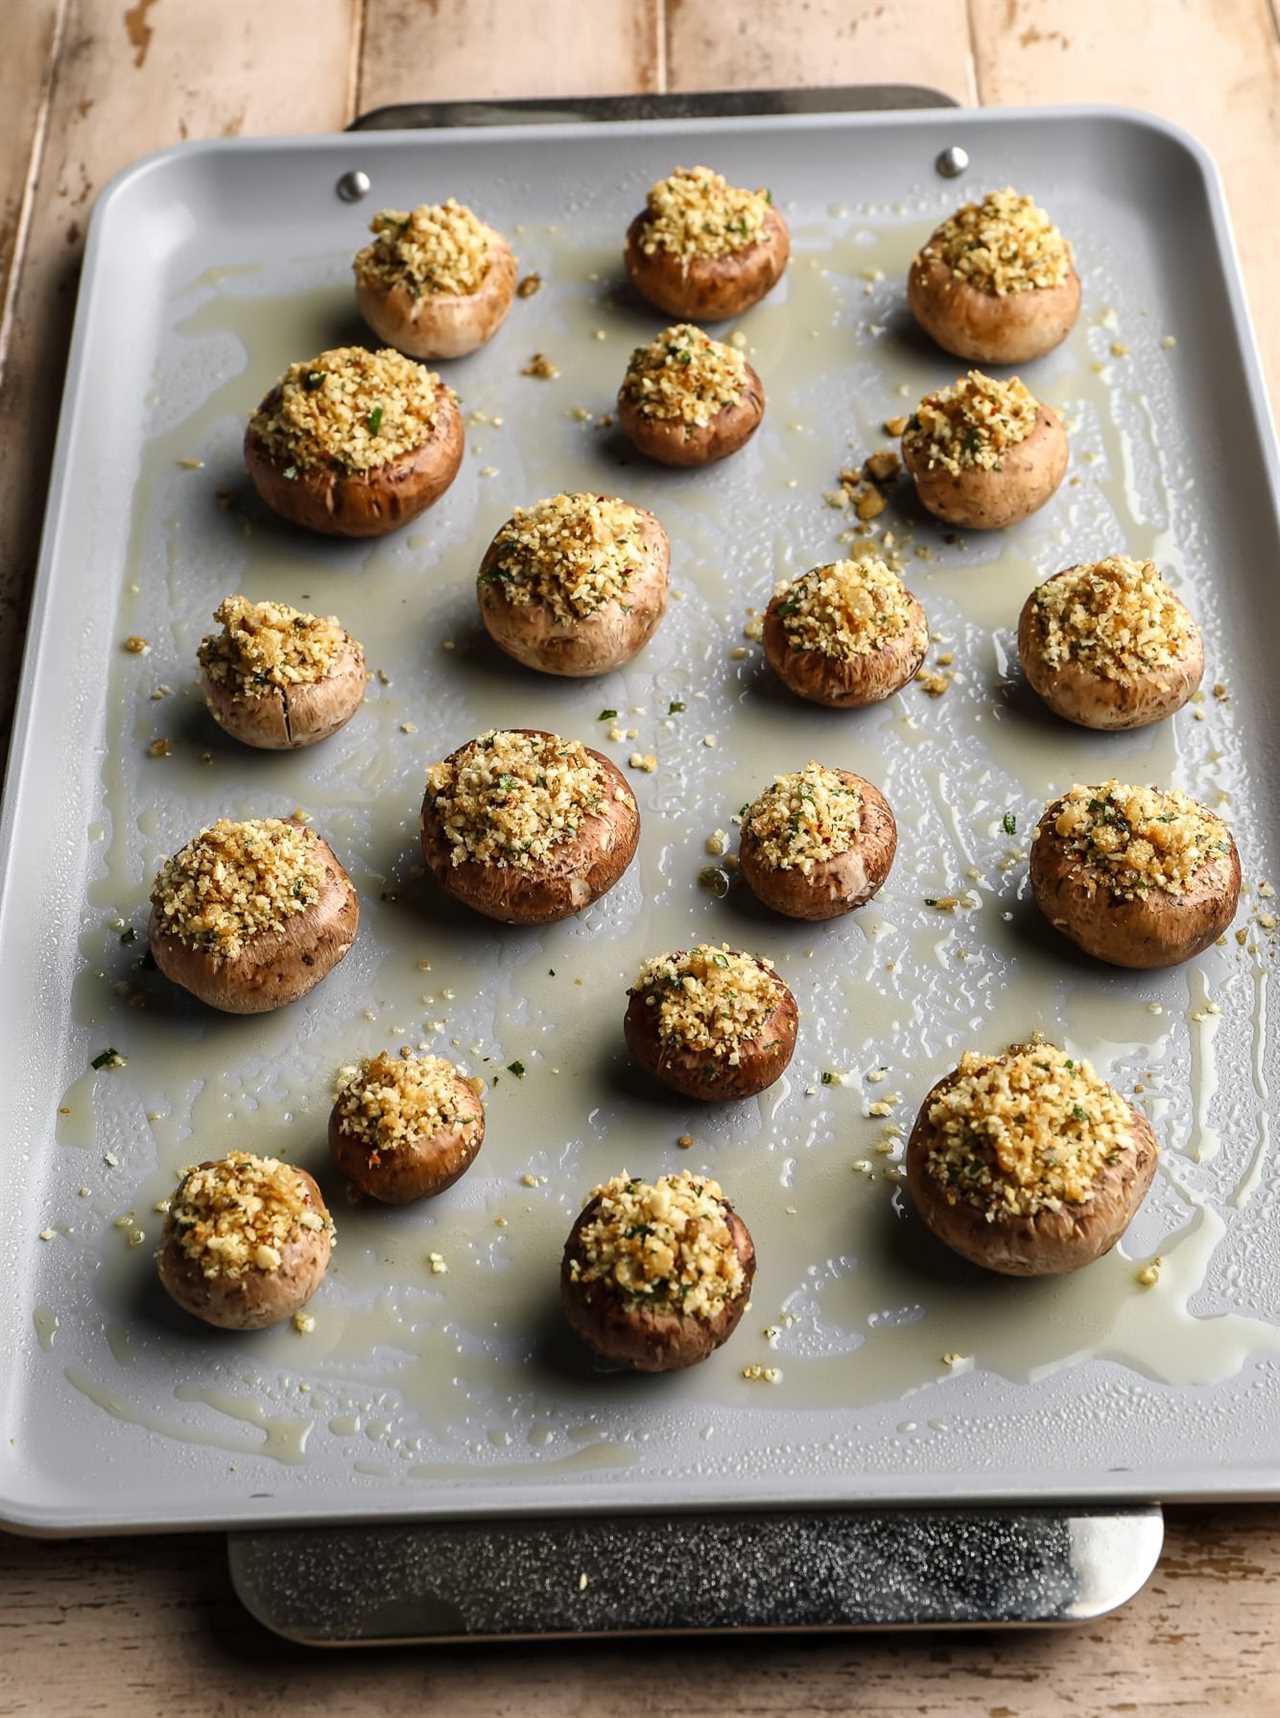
top-left (3, 2), bottom-right (1280, 1711)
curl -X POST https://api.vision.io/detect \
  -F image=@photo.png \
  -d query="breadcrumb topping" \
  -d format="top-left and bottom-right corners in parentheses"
top-left (640, 165), bottom-right (770, 261)
top-left (167, 1151), bottom-right (332, 1279)
top-left (483, 493), bottom-right (647, 622)
top-left (425, 729), bottom-right (613, 871)
top-left (903, 370), bottom-right (1039, 475)
top-left (354, 199), bottom-right (499, 297)
top-left (926, 1043), bottom-right (1135, 1217)
top-left (774, 558), bottom-right (925, 659)
top-left (249, 346), bottom-right (447, 475)
top-left (333, 1052), bottom-right (478, 1156)
top-left (919, 188), bottom-right (1072, 295)
top-left (745, 764), bottom-right (864, 876)
top-left (151, 818), bottom-right (326, 961)
top-left (571, 1171), bottom-right (745, 1316)
top-left (1046, 781), bottom-right (1232, 899)
top-left (198, 596), bottom-right (353, 693)
top-left (1030, 558), bottom-right (1196, 678)
top-left (620, 324), bottom-right (748, 427)
top-left (631, 944), bottom-right (786, 1064)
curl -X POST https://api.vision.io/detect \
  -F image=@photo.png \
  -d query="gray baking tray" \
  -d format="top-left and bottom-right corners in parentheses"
top-left (3, 104), bottom-right (1280, 1538)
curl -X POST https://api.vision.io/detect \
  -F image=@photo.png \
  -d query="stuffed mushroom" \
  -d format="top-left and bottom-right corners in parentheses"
top-left (156, 1150), bottom-right (334, 1330)
top-left (763, 556), bottom-right (929, 708)
top-left (420, 728), bottom-right (639, 925)
top-left (738, 762), bottom-right (897, 920)
top-left (901, 369), bottom-right (1067, 531)
top-left (476, 491), bottom-right (668, 677)
top-left (197, 595), bottom-right (366, 750)
top-left (624, 943), bottom-right (798, 1102)
top-left (1017, 557), bottom-right (1204, 729)
top-left (353, 198), bottom-right (517, 359)
top-left (624, 165), bottom-right (790, 322)
top-left (329, 1050), bottom-right (484, 1205)
top-left (908, 188), bottom-right (1081, 365)
top-left (616, 323), bottom-right (764, 466)
top-left (906, 1040), bottom-right (1157, 1277)
top-left (561, 1170), bottom-right (756, 1372)
top-left (1030, 781), bottom-right (1241, 968)
top-left (244, 346), bottom-right (463, 538)
top-left (149, 817), bottom-right (359, 1012)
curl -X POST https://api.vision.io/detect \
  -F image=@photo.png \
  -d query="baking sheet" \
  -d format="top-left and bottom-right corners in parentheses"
top-left (3, 106), bottom-right (1280, 1534)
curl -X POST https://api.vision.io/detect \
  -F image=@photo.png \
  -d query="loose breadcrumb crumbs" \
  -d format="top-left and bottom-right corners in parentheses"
top-left (639, 165), bottom-right (770, 261)
top-left (571, 1171), bottom-right (744, 1317)
top-left (1046, 781), bottom-right (1232, 899)
top-left (516, 272), bottom-right (542, 297)
top-left (424, 729), bottom-right (612, 871)
top-left (773, 558), bottom-right (925, 659)
top-left (926, 1042), bottom-right (1136, 1218)
top-left (620, 323), bottom-right (748, 427)
top-left (151, 818), bottom-right (326, 961)
top-left (919, 188), bottom-right (1072, 295)
top-left (1030, 558), bottom-right (1196, 678)
top-left (354, 199), bottom-right (499, 296)
top-left (745, 763), bottom-right (863, 876)
top-left (483, 492), bottom-right (647, 622)
top-left (522, 352), bottom-right (560, 379)
top-left (167, 1151), bottom-right (332, 1280)
top-left (198, 596), bottom-right (353, 693)
top-left (124, 635), bottom-right (151, 655)
top-left (631, 944), bottom-right (786, 1064)
top-left (333, 1051), bottom-right (479, 1157)
top-left (250, 346), bottom-right (447, 475)
top-left (903, 370), bottom-right (1039, 476)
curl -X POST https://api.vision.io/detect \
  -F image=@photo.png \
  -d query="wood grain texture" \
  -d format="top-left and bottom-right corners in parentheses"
top-left (969, 0), bottom-right (1280, 388)
top-left (0, 0), bottom-right (63, 377)
top-left (665, 0), bottom-right (977, 102)
top-left (358, 0), bottom-right (664, 107)
top-left (0, 1508), bottom-right (1278, 1714)
top-left (0, 0), bottom-right (359, 771)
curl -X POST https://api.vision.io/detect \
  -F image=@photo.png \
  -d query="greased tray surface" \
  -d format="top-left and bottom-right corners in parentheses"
top-left (3, 108), bottom-right (1280, 1534)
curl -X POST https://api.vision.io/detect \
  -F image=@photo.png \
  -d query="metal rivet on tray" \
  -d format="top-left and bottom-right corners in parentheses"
top-left (934, 145), bottom-right (969, 179)
top-left (336, 169), bottom-right (371, 203)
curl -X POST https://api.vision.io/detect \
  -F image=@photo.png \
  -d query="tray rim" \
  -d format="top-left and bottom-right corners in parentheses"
top-left (4, 100), bottom-right (1279, 1537)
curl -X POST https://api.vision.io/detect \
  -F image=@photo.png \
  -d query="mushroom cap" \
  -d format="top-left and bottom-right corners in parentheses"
top-left (906, 1072), bottom-right (1158, 1277)
top-left (328, 1080), bottom-right (484, 1205)
top-left (738, 772), bottom-right (898, 921)
top-left (1029, 799), bottom-right (1241, 969)
top-left (623, 205), bottom-right (790, 321)
top-left (419, 732), bottom-right (640, 925)
top-left (616, 360), bottom-right (765, 468)
top-left (356, 236), bottom-right (518, 359)
top-left (762, 589), bottom-right (928, 708)
top-left (243, 388), bottom-right (464, 538)
top-left (476, 504), bottom-right (670, 678)
top-left (560, 1196), bottom-right (756, 1372)
top-left (155, 1162), bottom-right (333, 1330)
top-left (902, 402), bottom-right (1068, 531)
top-left (1017, 573), bottom-right (1204, 730)
top-left (199, 637), bottom-right (368, 750)
top-left (149, 834), bottom-right (360, 1013)
top-left (907, 248), bottom-right (1082, 365)
top-left (623, 958), bottom-right (799, 1102)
